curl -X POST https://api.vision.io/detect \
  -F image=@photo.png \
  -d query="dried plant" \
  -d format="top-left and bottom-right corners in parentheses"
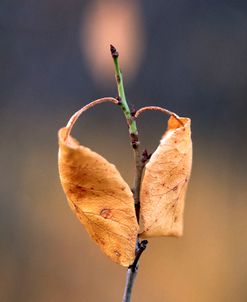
top-left (58, 45), bottom-right (192, 302)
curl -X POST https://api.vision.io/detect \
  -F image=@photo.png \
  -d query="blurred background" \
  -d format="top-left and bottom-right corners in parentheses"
top-left (1, 0), bottom-right (247, 301)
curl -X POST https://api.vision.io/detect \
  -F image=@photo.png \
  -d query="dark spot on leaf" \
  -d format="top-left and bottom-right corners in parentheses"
top-left (100, 208), bottom-right (112, 219)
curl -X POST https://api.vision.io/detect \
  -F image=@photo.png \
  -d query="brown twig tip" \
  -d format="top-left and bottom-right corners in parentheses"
top-left (110, 44), bottom-right (119, 58)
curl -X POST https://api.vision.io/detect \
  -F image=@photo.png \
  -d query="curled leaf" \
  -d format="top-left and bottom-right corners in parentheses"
top-left (139, 115), bottom-right (192, 238)
top-left (58, 100), bottom-right (138, 267)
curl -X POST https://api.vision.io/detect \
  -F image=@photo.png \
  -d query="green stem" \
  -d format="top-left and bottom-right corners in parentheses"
top-left (110, 45), bottom-right (143, 209)
top-left (110, 45), bottom-right (138, 139)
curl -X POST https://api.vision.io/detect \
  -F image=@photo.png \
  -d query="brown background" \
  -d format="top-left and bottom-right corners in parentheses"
top-left (1, 1), bottom-right (247, 301)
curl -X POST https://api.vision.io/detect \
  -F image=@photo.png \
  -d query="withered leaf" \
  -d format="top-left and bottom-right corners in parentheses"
top-left (58, 127), bottom-right (138, 266)
top-left (139, 115), bottom-right (192, 238)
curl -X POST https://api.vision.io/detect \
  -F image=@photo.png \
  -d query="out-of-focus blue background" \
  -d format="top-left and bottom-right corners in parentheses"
top-left (1, 1), bottom-right (247, 301)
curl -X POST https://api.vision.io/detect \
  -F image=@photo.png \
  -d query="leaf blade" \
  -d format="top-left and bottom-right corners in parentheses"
top-left (139, 116), bottom-right (192, 238)
top-left (58, 128), bottom-right (138, 266)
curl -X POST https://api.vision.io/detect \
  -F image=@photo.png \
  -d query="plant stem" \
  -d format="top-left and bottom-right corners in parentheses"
top-left (122, 240), bottom-right (148, 302)
top-left (110, 45), bottom-right (145, 209)
top-left (110, 45), bottom-right (148, 302)
top-left (110, 45), bottom-right (138, 137)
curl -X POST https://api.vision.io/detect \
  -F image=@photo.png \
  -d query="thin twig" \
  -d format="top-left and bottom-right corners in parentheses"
top-left (110, 45), bottom-right (148, 302)
top-left (122, 240), bottom-right (148, 302)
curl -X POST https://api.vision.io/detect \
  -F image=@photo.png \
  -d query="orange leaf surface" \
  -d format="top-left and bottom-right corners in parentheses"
top-left (58, 127), bottom-right (138, 266)
top-left (139, 115), bottom-right (192, 238)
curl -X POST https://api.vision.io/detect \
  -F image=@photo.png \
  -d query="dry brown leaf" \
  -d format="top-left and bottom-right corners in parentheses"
top-left (58, 127), bottom-right (138, 266)
top-left (139, 115), bottom-right (192, 238)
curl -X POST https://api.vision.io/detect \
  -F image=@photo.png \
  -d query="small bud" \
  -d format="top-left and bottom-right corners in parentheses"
top-left (141, 149), bottom-right (152, 163)
top-left (110, 44), bottom-right (119, 58)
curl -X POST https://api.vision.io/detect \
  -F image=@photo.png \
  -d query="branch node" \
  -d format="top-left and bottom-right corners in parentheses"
top-left (130, 133), bottom-right (140, 149)
top-left (141, 149), bottom-right (152, 163)
top-left (130, 105), bottom-right (137, 117)
top-left (116, 96), bottom-right (122, 106)
top-left (129, 240), bottom-right (149, 272)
